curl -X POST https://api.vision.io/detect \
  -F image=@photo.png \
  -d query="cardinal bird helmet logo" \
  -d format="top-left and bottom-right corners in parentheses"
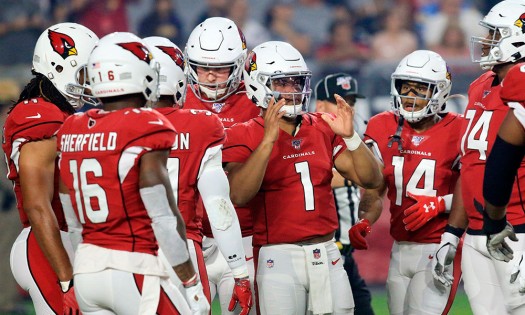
top-left (48, 30), bottom-right (78, 60)
top-left (156, 46), bottom-right (185, 70)
top-left (116, 42), bottom-right (153, 64)
top-left (515, 13), bottom-right (525, 33)
top-left (245, 51), bottom-right (257, 75)
top-left (238, 28), bottom-right (247, 50)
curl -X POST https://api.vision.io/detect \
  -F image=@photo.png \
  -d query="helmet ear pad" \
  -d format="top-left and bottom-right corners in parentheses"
top-left (184, 17), bottom-right (247, 102)
top-left (390, 50), bottom-right (452, 123)
top-left (88, 32), bottom-right (160, 102)
top-left (243, 41), bottom-right (312, 118)
top-left (32, 23), bottom-right (99, 108)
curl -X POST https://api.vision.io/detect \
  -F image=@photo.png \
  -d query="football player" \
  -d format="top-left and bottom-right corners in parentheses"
top-left (483, 61), bottom-right (525, 310)
top-left (3, 22), bottom-right (98, 314)
top-left (57, 32), bottom-right (209, 314)
top-left (184, 16), bottom-right (260, 313)
top-left (350, 50), bottom-right (463, 315)
top-left (145, 36), bottom-right (253, 315)
top-left (223, 40), bottom-right (382, 314)
top-left (448, 1), bottom-right (525, 313)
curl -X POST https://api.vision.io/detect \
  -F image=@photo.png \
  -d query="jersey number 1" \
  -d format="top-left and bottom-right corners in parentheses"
top-left (295, 161), bottom-right (315, 211)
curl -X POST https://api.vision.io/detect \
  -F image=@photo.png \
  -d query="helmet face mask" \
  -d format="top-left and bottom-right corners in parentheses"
top-left (391, 50), bottom-right (452, 123)
top-left (65, 65), bottom-right (99, 107)
top-left (470, 1), bottom-right (525, 70)
top-left (32, 23), bottom-right (99, 108)
top-left (88, 32), bottom-right (161, 103)
top-left (144, 36), bottom-right (187, 107)
top-left (267, 74), bottom-right (311, 117)
top-left (185, 17), bottom-right (247, 102)
top-left (244, 41), bottom-right (312, 118)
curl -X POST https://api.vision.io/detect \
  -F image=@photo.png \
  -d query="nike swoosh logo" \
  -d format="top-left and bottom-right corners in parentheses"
top-left (148, 119), bottom-right (164, 125)
top-left (26, 113), bottom-right (41, 119)
top-left (428, 254), bottom-right (434, 259)
top-left (246, 256), bottom-right (253, 261)
top-left (331, 258), bottom-right (340, 265)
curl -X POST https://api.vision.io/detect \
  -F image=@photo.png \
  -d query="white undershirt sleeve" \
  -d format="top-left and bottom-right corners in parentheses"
top-left (197, 148), bottom-right (249, 278)
top-left (59, 193), bottom-right (83, 252)
top-left (140, 184), bottom-right (190, 267)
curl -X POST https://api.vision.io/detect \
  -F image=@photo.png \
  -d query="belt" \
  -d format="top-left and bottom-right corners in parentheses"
top-left (294, 231), bottom-right (335, 246)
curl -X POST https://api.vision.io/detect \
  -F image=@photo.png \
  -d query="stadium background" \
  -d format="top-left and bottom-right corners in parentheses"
top-left (0, 0), bottom-right (497, 313)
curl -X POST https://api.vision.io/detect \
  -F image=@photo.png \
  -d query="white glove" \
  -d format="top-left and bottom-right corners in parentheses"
top-left (185, 281), bottom-right (210, 315)
top-left (432, 232), bottom-right (459, 293)
top-left (511, 253), bottom-right (525, 293)
top-left (486, 222), bottom-right (518, 262)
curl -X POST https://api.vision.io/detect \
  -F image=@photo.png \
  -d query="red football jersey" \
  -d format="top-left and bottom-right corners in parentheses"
top-left (57, 108), bottom-right (176, 255)
top-left (460, 72), bottom-right (525, 230)
top-left (2, 98), bottom-right (69, 229)
top-left (184, 83), bottom-right (260, 128)
top-left (223, 113), bottom-right (346, 246)
top-left (184, 83), bottom-right (260, 237)
top-left (156, 107), bottom-right (225, 243)
top-left (364, 112), bottom-right (462, 243)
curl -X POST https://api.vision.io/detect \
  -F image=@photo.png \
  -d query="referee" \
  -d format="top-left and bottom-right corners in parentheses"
top-left (314, 73), bottom-right (374, 315)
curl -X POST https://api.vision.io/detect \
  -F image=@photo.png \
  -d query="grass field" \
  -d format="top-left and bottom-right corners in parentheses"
top-left (211, 285), bottom-right (474, 314)
top-left (12, 285), bottom-right (473, 315)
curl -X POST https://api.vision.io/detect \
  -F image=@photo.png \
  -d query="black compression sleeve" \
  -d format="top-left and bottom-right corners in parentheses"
top-left (483, 135), bottom-right (525, 207)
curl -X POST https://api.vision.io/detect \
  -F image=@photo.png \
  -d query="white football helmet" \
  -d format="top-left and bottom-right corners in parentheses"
top-left (33, 22), bottom-right (99, 108)
top-left (185, 17), bottom-right (247, 102)
top-left (88, 32), bottom-right (160, 102)
top-left (144, 36), bottom-right (186, 106)
top-left (470, 0), bottom-right (525, 70)
top-left (391, 50), bottom-right (452, 123)
top-left (243, 41), bottom-right (311, 118)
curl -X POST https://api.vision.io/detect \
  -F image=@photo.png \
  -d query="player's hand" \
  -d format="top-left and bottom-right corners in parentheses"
top-left (511, 253), bottom-right (525, 293)
top-left (321, 94), bottom-right (355, 138)
top-left (262, 97), bottom-right (285, 145)
top-left (486, 222), bottom-right (518, 262)
top-left (432, 232), bottom-right (459, 293)
top-left (185, 280), bottom-right (210, 315)
top-left (61, 280), bottom-right (80, 315)
top-left (228, 277), bottom-right (253, 315)
top-left (348, 219), bottom-right (371, 250)
top-left (403, 192), bottom-right (445, 231)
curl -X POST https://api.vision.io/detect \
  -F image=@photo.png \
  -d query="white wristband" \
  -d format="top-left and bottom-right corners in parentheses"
top-left (343, 132), bottom-right (361, 151)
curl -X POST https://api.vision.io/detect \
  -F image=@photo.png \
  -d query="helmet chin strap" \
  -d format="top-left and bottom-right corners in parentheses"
top-left (199, 85), bottom-right (227, 100)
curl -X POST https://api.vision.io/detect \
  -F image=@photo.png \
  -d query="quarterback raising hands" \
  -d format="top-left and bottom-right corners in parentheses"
top-left (321, 93), bottom-right (357, 138)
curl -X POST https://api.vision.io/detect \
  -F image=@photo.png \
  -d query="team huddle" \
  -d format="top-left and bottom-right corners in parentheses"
top-left (5, 0), bottom-right (525, 315)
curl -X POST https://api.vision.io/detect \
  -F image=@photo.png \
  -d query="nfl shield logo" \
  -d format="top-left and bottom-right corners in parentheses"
top-left (482, 90), bottom-right (491, 98)
top-left (336, 76), bottom-right (352, 90)
top-left (266, 259), bottom-right (274, 268)
top-left (212, 103), bottom-right (225, 113)
top-left (411, 135), bottom-right (425, 146)
top-left (313, 248), bottom-right (321, 259)
top-left (292, 139), bottom-right (302, 150)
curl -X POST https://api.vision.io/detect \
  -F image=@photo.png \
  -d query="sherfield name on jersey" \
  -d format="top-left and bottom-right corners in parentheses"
top-left (60, 132), bottom-right (117, 152)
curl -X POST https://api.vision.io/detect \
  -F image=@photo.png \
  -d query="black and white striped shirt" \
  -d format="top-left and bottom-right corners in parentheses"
top-left (334, 183), bottom-right (360, 245)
